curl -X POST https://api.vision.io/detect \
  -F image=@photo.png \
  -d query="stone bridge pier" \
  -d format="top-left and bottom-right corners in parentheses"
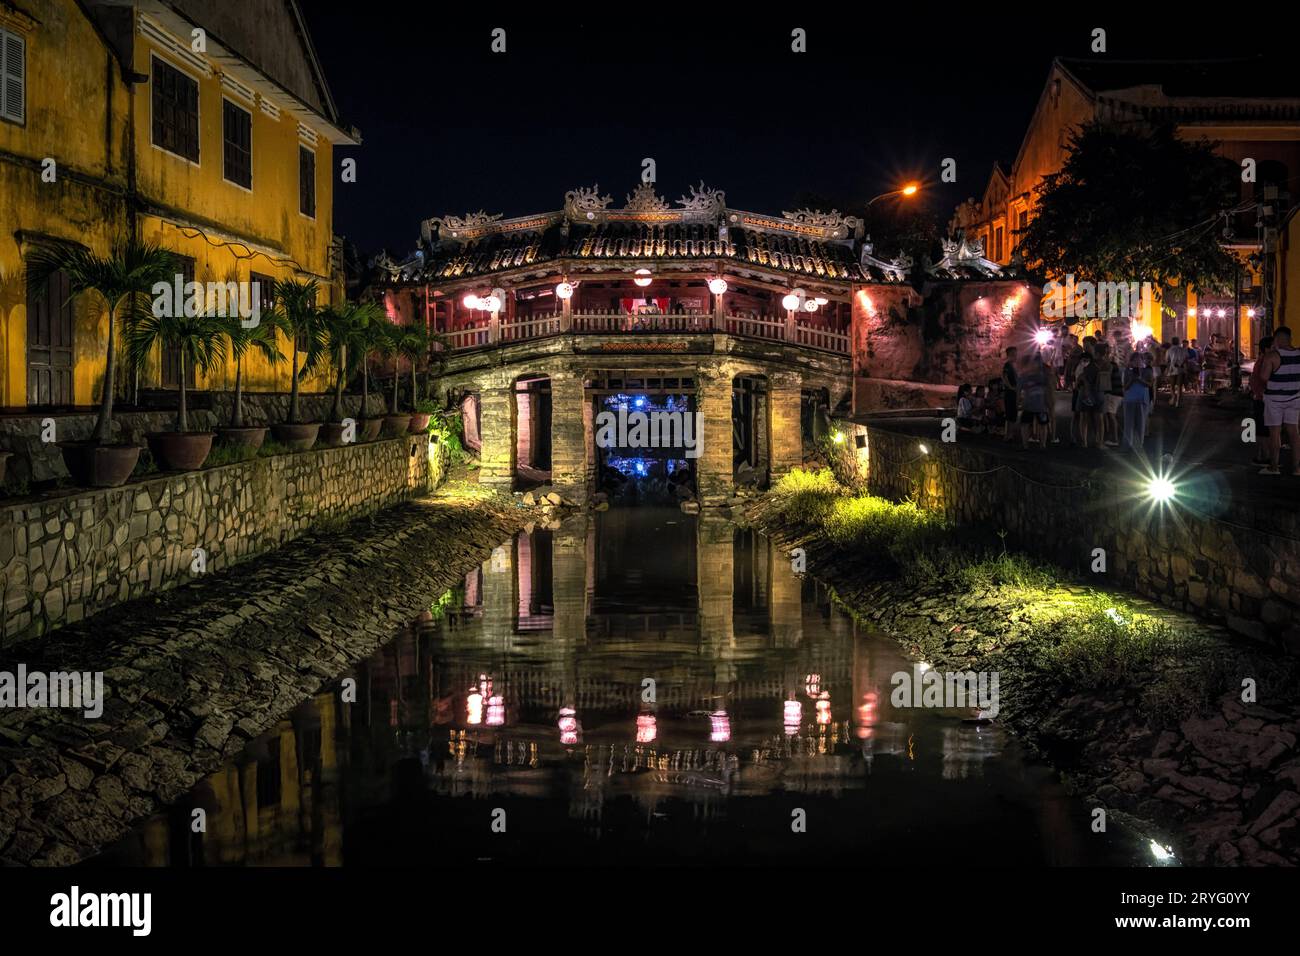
top-left (439, 346), bottom-right (849, 507)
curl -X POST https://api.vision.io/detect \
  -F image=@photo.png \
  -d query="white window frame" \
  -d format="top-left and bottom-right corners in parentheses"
top-left (0, 26), bottom-right (26, 126)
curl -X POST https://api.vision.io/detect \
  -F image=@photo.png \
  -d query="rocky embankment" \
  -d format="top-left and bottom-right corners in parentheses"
top-left (0, 485), bottom-right (542, 865)
top-left (745, 501), bottom-right (1300, 867)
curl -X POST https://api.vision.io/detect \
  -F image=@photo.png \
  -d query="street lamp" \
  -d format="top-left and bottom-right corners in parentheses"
top-left (867, 182), bottom-right (921, 207)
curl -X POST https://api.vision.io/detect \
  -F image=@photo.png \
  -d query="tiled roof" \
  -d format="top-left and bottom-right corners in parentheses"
top-left (412, 221), bottom-right (864, 284)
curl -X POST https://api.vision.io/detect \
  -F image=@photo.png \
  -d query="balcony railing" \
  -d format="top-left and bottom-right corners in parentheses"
top-left (441, 311), bottom-right (849, 356)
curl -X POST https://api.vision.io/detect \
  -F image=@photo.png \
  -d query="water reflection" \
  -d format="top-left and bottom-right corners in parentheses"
top-left (96, 509), bottom-right (1141, 866)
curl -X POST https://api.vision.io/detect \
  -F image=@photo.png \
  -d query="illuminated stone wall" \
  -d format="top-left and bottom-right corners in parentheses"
top-left (0, 433), bottom-right (443, 646)
top-left (865, 425), bottom-right (1300, 654)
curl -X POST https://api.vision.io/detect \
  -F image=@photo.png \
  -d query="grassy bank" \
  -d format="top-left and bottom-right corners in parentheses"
top-left (751, 468), bottom-right (1293, 724)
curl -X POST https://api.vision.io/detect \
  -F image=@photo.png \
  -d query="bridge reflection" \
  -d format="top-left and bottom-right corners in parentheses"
top-left (98, 511), bottom-right (1104, 866)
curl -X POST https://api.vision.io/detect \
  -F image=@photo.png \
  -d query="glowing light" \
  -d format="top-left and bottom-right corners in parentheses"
top-left (1033, 328), bottom-right (1053, 347)
top-left (803, 299), bottom-right (819, 312)
top-left (709, 711), bottom-right (731, 743)
top-left (555, 281), bottom-right (574, 300)
top-left (1217, 308), bottom-right (1226, 318)
top-left (832, 431), bottom-right (845, 444)
top-left (1147, 474), bottom-right (1177, 503)
top-left (1130, 320), bottom-right (1153, 342)
top-left (466, 691), bottom-right (484, 725)
top-left (1248, 308), bottom-right (1257, 318)
top-left (633, 268), bottom-right (653, 287)
top-left (813, 296), bottom-right (828, 306)
top-left (1149, 840), bottom-right (1175, 863)
top-left (481, 294), bottom-right (502, 312)
top-left (815, 692), bottom-right (832, 725)
top-left (557, 707), bottom-right (579, 745)
top-left (918, 443), bottom-right (929, 455)
top-left (805, 674), bottom-right (822, 696)
top-left (783, 699), bottom-right (803, 736)
top-left (901, 183), bottom-right (920, 196)
top-left (462, 293), bottom-right (481, 310)
top-left (708, 277), bottom-right (728, 295)
top-left (636, 713), bottom-right (657, 744)
top-left (782, 293), bottom-right (801, 311)
top-left (634, 396), bottom-right (646, 408)
top-left (486, 695), bottom-right (505, 726)
top-left (1187, 307), bottom-right (1197, 317)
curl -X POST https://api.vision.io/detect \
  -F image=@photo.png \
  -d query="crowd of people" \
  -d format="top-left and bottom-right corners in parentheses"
top-left (952, 327), bottom-right (1299, 471)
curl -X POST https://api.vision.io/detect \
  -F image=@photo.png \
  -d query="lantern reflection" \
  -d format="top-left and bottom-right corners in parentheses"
top-left (709, 711), bottom-right (731, 743)
top-left (636, 713), bottom-right (658, 743)
top-left (466, 691), bottom-right (484, 725)
top-left (486, 695), bottom-right (505, 727)
top-left (815, 691), bottom-right (832, 725)
top-left (783, 699), bottom-right (802, 736)
top-left (558, 707), bottom-right (579, 745)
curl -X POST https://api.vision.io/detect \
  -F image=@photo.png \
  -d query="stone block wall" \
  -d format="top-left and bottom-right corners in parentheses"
top-left (865, 425), bottom-right (1300, 654)
top-left (0, 433), bottom-right (443, 646)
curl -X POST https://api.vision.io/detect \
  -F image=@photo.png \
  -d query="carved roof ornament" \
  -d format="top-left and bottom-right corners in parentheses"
top-left (676, 181), bottom-right (726, 215)
top-left (932, 231), bottom-right (1002, 277)
top-left (564, 184), bottom-right (614, 221)
top-left (432, 210), bottom-right (503, 239)
top-left (625, 182), bottom-right (670, 212)
top-left (780, 208), bottom-right (861, 240)
top-left (860, 238), bottom-right (910, 282)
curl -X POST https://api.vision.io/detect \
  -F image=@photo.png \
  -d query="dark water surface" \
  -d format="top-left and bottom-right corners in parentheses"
top-left (95, 508), bottom-right (1150, 866)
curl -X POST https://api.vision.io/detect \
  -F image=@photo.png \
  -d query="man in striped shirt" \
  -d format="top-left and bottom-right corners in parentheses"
top-left (1258, 326), bottom-right (1300, 476)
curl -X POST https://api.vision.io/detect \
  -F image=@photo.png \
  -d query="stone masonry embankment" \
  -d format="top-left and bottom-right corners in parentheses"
top-left (866, 424), bottom-right (1300, 654)
top-left (2, 432), bottom-right (439, 646)
top-left (744, 503), bottom-right (1300, 867)
top-left (0, 486), bottom-right (540, 865)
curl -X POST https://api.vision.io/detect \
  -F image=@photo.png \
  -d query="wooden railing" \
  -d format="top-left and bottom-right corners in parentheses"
top-left (443, 311), bottom-right (849, 355)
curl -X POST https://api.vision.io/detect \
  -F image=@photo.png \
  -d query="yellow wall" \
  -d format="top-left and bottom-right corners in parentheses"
top-left (0, 0), bottom-right (340, 411)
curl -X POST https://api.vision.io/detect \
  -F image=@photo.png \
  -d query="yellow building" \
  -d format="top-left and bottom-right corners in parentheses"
top-left (951, 56), bottom-right (1300, 353)
top-left (0, 0), bottom-right (357, 413)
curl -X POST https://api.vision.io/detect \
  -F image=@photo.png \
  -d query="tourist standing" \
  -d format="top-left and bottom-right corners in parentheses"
top-left (1258, 326), bottom-right (1300, 476)
top-left (1121, 351), bottom-right (1153, 452)
top-left (1165, 337), bottom-right (1189, 407)
top-left (1018, 353), bottom-right (1050, 450)
top-left (1248, 336), bottom-right (1275, 466)
top-left (1001, 347), bottom-right (1019, 441)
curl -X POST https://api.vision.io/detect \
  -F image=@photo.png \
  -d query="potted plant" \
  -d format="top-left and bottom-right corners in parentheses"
top-left (319, 301), bottom-right (378, 446)
top-left (125, 305), bottom-right (226, 471)
top-left (27, 240), bottom-right (179, 486)
top-left (378, 322), bottom-right (412, 437)
top-left (397, 323), bottom-right (433, 432)
top-left (215, 309), bottom-right (288, 457)
top-left (269, 277), bottom-right (325, 450)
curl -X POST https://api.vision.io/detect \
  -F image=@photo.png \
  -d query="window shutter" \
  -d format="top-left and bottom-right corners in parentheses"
top-left (1, 30), bottom-right (24, 124)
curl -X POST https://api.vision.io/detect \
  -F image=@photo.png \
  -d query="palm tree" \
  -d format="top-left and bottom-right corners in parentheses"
top-left (320, 301), bottom-right (380, 422)
top-left (219, 311), bottom-right (288, 428)
top-left (124, 312), bottom-right (226, 433)
top-left (27, 239), bottom-right (179, 443)
top-left (272, 278), bottom-right (326, 424)
top-left (395, 323), bottom-right (431, 411)
top-left (355, 305), bottom-right (389, 417)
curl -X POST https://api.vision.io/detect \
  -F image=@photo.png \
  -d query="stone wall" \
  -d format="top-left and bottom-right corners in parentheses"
top-left (851, 281), bottom-right (1040, 414)
top-left (0, 433), bottom-right (445, 646)
top-left (0, 391), bottom-right (391, 485)
top-left (865, 425), bottom-right (1300, 654)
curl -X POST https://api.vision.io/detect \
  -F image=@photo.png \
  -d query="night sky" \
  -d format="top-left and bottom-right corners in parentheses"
top-left (301, 7), bottom-right (1280, 258)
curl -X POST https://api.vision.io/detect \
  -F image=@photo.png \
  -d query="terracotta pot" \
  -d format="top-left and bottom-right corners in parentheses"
top-left (318, 422), bottom-right (350, 447)
top-left (58, 441), bottom-right (141, 488)
top-left (382, 414), bottom-right (412, 437)
top-left (408, 412), bottom-right (432, 433)
top-left (361, 417), bottom-right (384, 442)
top-left (146, 431), bottom-right (215, 471)
top-left (215, 426), bottom-right (268, 457)
top-left (270, 422), bottom-right (321, 451)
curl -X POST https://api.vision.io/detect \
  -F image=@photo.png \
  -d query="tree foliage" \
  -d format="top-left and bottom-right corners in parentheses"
top-left (1016, 122), bottom-right (1241, 293)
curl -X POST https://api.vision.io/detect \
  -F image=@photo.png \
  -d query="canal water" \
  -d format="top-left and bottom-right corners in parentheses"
top-left (95, 508), bottom-right (1149, 866)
